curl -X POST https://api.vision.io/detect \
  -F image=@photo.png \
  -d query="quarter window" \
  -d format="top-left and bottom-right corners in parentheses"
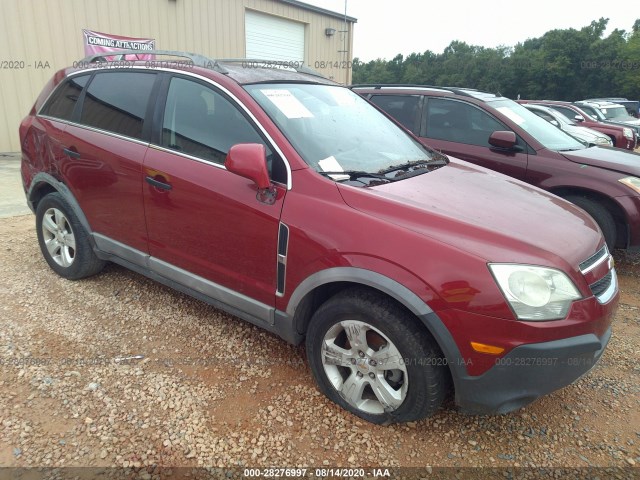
top-left (40, 75), bottom-right (90, 121)
top-left (81, 72), bottom-right (156, 140)
top-left (426, 98), bottom-right (506, 147)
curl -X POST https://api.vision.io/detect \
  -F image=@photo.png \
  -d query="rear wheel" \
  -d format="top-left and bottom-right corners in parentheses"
top-left (305, 288), bottom-right (447, 424)
top-left (35, 193), bottom-right (105, 279)
top-left (564, 195), bottom-right (616, 250)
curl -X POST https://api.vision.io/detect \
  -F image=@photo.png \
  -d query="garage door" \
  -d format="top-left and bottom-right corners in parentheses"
top-left (245, 10), bottom-right (305, 62)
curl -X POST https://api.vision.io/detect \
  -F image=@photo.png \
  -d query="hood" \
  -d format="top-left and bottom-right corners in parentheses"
top-left (561, 147), bottom-right (640, 175)
top-left (622, 118), bottom-right (640, 126)
top-left (337, 159), bottom-right (603, 270)
top-left (566, 125), bottom-right (600, 141)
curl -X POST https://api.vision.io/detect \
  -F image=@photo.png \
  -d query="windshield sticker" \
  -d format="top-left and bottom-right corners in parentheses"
top-left (261, 89), bottom-right (313, 119)
top-left (496, 107), bottom-right (525, 126)
top-left (318, 156), bottom-right (344, 172)
top-left (328, 88), bottom-right (357, 106)
top-left (318, 156), bottom-right (350, 180)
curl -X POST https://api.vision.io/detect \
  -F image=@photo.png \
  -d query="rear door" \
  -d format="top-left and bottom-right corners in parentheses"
top-left (420, 97), bottom-right (529, 181)
top-left (62, 71), bottom-right (159, 253)
top-left (142, 74), bottom-right (287, 307)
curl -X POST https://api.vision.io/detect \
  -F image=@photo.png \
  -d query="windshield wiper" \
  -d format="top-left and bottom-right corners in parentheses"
top-left (318, 170), bottom-right (393, 183)
top-left (379, 157), bottom-right (448, 175)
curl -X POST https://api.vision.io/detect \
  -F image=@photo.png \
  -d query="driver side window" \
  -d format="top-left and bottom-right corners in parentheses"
top-left (425, 98), bottom-right (507, 147)
top-left (161, 77), bottom-right (287, 183)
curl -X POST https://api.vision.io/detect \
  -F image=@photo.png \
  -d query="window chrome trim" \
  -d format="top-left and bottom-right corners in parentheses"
top-left (36, 66), bottom-right (294, 190)
top-left (156, 68), bottom-right (293, 189)
top-left (38, 116), bottom-right (151, 147)
top-left (148, 143), bottom-right (227, 170)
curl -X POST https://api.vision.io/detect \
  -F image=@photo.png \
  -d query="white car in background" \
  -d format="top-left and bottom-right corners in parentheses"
top-left (523, 104), bottom-right (613, 147)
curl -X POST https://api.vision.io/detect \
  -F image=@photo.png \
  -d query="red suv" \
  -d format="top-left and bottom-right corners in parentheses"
top-left (20, 52), bottom-right (617, 424)
top-left (354, 85), bottom-right (640, 250)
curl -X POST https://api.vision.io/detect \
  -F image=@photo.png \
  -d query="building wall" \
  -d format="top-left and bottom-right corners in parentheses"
top-left (0, 0), bottom-right (355, 152)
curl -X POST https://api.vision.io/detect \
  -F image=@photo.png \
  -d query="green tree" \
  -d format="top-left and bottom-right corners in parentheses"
top-left (350, 18), bottom-right (640, 101)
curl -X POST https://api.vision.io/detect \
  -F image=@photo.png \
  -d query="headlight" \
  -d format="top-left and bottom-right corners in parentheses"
top-left (619, 176), bottom-right (640, 194)
top-left (623, 127), bottom-right (634, 140)
top-left (489, 264), bottom-right (582, 321)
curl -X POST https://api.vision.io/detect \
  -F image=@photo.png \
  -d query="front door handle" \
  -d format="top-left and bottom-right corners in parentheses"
top-left (145, 176), bottom-right (172, 191)
top-left (63, 147), bottom-right (81, 159)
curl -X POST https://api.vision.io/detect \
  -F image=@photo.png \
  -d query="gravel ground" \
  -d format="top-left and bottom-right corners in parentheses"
top-left (0, 214), bottom-right (639, 478)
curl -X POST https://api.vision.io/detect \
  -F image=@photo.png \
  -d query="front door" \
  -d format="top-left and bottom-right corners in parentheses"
top-left (422, 97), bottom-right (529, 182)
top-left (142, 75), bottom-right (287, 307)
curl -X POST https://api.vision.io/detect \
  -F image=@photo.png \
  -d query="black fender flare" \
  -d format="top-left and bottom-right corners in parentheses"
top-left (285, 267), bottom-right (468, 381)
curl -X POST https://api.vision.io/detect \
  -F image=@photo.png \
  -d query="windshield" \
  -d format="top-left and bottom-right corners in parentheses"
top-left (245, 84), bottom-right (435, 174)
top-left (546, 109), bottom-right (572, 126)
top-left (580, 105), bottom-right (607, 121)
top-left (601, 106), bottom-right (633, 120)
top-left (490, 99), bottom-right (585, 151)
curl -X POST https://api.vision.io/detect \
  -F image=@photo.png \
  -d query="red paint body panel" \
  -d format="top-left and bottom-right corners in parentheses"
top-left (142, 147), bottom-right (286, 304)
top-left (63, 124), bottom-right (148, 252)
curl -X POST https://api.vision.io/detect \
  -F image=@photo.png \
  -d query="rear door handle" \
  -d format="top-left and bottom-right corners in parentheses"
top-left (145, 176), bottom-right (172, 191)
top-left (63, 148), bottom-right (81, 159)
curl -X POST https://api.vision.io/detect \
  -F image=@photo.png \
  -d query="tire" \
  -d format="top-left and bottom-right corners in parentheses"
top-left (564, 195), bottom-right (617, 250)
top-left (305, 288), bottom-right (447, 424)
top-left (35, 192), bottom-right (105, 280)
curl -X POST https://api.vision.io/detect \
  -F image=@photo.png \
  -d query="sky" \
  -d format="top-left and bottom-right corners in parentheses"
top-left (302, 0), bottom-right (638, 61)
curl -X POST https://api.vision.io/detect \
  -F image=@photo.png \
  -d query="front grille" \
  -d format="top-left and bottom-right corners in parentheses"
top-left (590, 271), bottom-right (612, 297)
top-left (579, 245), bottom-right (608, 274)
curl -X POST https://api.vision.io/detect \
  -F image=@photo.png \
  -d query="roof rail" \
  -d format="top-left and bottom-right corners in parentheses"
top-left (349, 83), bottom-right (482, 97)
top-left (79, 49), bottom-right (229, 74)
top-left (217, 58), bottom-right (327, 79)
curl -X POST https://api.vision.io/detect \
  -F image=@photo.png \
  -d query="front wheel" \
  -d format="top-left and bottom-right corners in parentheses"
top-left (563, 195), bottom-right (617, 250)
top-left (305, 288), bottom-right (447, 424)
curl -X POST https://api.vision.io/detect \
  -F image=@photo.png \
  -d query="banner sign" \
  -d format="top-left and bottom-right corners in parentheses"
top-left (82, 29), bottom-right (155, 60)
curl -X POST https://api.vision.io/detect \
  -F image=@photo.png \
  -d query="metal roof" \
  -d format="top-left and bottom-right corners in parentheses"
top-left (78, 50), bottom-right (337, 85)
top-left (277, 0), bottom-right (357, 23)
top-left (220, 61), bottom-right (337, 85)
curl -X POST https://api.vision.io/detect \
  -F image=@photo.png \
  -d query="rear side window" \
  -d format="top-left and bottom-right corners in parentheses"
top-left (81, 72), bottom-right (156, 140)
top-left (369, 94), bottom-right (420, 133)
top-left (40, 75), bottom-right (90, 121)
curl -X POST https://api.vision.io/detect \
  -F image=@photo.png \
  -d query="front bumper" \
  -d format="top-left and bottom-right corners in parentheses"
top-left (455, 326), bottom-right (611, 414)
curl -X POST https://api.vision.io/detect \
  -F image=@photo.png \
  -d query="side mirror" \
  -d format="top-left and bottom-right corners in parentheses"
top-left (488, 131), bottom-right (518, 149)
top-left (225, 144), bottom-right (270, 190)
top-left (574, 114), bottom-right (584, 122)
top-left (550, 120), bottom-right (560, 127)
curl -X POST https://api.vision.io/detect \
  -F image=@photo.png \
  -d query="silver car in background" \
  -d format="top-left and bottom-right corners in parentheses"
top-left (523, 104), bottom-right (613, 147)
